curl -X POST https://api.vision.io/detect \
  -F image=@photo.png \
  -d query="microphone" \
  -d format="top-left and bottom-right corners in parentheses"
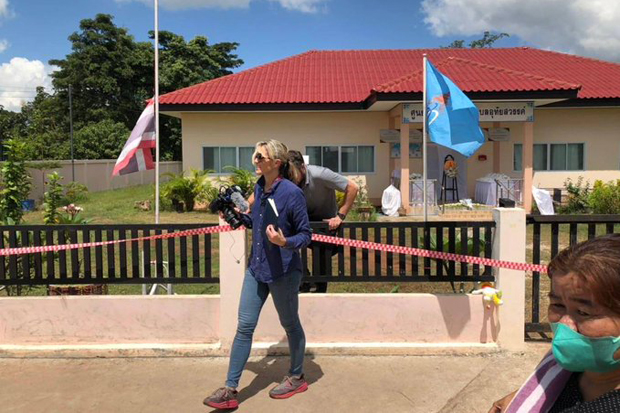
top-left (230, 191), bottom-right (250, 213)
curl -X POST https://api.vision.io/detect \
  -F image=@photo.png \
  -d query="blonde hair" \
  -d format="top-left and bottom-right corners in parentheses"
top-left (253, 140), bottom-right (302, 182)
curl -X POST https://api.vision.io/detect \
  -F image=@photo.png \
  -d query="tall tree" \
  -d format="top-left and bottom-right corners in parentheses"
top-left (0, 106), bottom-right (27, 160)
top-left (19, 88), bottom-right (70, 160)
top-left (49, 14), bottom-right (147, 129)
top-left (44, 14), bottom-right (244, 160)
top-left (442, 31), bottom-right (510, 49)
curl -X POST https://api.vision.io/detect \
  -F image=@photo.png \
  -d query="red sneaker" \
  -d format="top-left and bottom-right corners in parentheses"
top-left (203, 387), bottom-right (239, 410)
top-left (269, 375), bottom-right (308, 399)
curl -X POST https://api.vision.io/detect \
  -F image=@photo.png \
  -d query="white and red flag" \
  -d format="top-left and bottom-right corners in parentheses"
top-left (112, 100), bottom-right (156, 176)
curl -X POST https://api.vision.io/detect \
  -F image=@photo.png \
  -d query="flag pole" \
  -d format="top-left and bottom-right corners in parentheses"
top-left (422, 54), bottom-right (428, 221)
top-left (154, 0), bottom-right (160, 224)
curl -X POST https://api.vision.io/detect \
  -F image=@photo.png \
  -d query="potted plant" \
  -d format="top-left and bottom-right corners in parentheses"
top-left (352, 178), bottom-right (375, 221)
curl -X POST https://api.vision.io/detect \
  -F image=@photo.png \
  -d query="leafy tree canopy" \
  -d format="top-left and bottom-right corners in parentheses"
top-left (12, 13), bottom-right (243, 161)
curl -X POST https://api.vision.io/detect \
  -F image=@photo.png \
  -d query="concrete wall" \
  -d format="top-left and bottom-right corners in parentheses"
top-left (26, 160), bottom-right (182, 202)
top-left (0, 209), bottom-right (525, 356)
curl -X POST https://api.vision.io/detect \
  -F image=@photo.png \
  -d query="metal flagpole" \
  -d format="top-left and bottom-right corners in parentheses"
top-left (154, 0), bottom-right (160, 224)
top-left (422, 54), bottom-right (428, 221)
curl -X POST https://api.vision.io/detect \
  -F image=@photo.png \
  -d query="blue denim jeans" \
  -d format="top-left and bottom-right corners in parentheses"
top-left (225, 268), bottom-right (305, 388)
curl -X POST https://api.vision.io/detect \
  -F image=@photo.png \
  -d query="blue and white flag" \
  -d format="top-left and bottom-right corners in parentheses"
top-left (425, 59), bottom-right (485, 157)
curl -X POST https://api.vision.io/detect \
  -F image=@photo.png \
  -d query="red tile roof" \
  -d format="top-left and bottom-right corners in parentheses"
top-left (159, 48), bottom-right (620, 106)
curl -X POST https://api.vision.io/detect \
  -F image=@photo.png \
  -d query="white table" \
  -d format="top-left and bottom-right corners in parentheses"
top-left (475, 180), bottom-right (497, 206)
top-left (475, 179), bottom-right (523, 206)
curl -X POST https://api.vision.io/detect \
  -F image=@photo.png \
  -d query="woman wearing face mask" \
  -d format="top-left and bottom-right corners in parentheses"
top-left (204, 140), bottom-right (311, 410)
top-left (489, 233), bottom-right (620, 413)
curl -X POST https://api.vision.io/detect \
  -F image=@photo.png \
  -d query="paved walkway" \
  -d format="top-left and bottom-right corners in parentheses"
top-left (0, 344), bottom-right (549, 413)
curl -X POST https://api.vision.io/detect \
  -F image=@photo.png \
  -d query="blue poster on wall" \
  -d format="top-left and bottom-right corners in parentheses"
top-left (391, 143), bottom-right (422, 158)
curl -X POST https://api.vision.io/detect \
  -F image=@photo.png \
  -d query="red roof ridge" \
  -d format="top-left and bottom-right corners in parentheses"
top-left (531, 48), bottom-right (620, 69)
top-left (444, 57), bottom-right (582, 89)
top-left (373, 56), bottom-right (581, 93)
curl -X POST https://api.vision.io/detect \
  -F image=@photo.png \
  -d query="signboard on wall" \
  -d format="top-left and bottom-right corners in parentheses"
top-left (487, 127), bottom-right (511, 141)
top-left (402, 102), bottom-right (534, 123)
top-left (379, 129), bottom-right (423, 143)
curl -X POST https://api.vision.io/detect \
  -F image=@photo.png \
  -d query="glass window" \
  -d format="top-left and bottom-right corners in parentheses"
top-left (307, 146), bottom-right (321, 166)
top-left (514, 144), bottom-right (523, 171)
top-left (203, 147), bottom-right (219, 172)
top-left (341, 146), bottom-right (357, 173)
top-left (567, 144), bottom-right (584, 170)
top-left (220, 147), bottom-right (236, 172)
top-left (550, 144), bottom-right (567, 171)
top-left (534, 144), bottom-right (548, 171)
top-left (322, 146), bottom-right (339, 171)
top-left (358, 146), bottom-right (374, 173)
top-left (306, 145), bottom-right (375, 173)
top-left (239, 147), bottom-right (255, 172)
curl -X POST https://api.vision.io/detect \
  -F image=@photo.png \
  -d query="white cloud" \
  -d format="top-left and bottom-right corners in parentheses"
top-left (269, 0), bottom-right (327, 13)
top-left (115, 0), bottom-right (251, 11)
top-left (116, 0), bottom-right (326, 13)
top-left (421, 0), bottom-right (620, 62)
top-left (0, 0), bottom-right (9, 18)
top-left (0, 39), bottom-right (8, 53)
top-left (0, 57), bottom-right (55, 112)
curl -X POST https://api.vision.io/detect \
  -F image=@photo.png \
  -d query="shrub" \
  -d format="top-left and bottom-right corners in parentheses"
top-left (588, 180), bottom-right (620, 214)
top-left (161, 169), bottom-right (211, 212)
top-left (56, 204), bottom-right (92, 225)
top-left (63, 181), bottom-right (89, 204)
top-left (222, 166), bottom-right (257, 197)
top-left (558, 177), bottom-right (590, 214)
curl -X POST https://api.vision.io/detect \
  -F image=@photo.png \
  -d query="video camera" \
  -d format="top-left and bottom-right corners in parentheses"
top-left (209, 185), bottom-right (253, 229)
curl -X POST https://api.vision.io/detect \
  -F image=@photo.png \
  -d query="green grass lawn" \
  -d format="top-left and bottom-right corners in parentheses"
top-left (23, 184), bottom-right (220, 225)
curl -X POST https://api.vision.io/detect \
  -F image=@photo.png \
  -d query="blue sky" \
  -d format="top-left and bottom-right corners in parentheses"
top-left (1, 0), bottom-right (619, 111)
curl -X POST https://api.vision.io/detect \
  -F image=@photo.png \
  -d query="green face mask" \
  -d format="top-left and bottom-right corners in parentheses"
top-left (551, 322), bottom-right (620, 373)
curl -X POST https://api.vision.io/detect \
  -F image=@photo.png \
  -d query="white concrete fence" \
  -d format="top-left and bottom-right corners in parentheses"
top-left (0, 208), bottom-right (526, 357)
top-left (26, 160), bottom-right (182, 202)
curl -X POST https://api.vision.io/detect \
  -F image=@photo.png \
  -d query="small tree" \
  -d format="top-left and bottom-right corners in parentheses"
top-left (43, 172), bottom-right (64, 224)
top-left (0, 139), bottom-right (32, 223)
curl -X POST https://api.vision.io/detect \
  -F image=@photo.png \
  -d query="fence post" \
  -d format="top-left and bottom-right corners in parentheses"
top-left (218, 218), bottom-right (247, 351)
top-left (492, 207), bottom-right (526, 351)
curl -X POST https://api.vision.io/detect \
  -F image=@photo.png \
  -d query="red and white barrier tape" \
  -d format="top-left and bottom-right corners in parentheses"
top-left (0, 225), bottom-right (547, 273)
top-left (0, 225), bottom-right (235, 257)
top-left (311, 233), bottom-right (548, 273)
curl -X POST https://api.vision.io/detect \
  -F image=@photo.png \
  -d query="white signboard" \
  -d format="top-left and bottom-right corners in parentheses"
top-left (487, 127), bottom-right (511, 141)
top-left (379, 128), bottom-right (423, 143)
top-left (403, 102), bottom-right (534, 123)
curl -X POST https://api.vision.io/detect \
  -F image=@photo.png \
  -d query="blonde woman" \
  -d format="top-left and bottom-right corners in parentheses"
top-left (204, 140), bottom-right (311, 410)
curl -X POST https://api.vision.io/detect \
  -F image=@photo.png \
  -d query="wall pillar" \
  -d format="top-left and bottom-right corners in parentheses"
top-left (218, 219), bottom-right (247, 350)
top-left (492, 208), bottom-right (526, 351)
top-left (399, 122), bottom-right (411, 213)
top-left (523, 122), bottom-right (534, 212)
top-left (492, 122), bottom-right (501, 173)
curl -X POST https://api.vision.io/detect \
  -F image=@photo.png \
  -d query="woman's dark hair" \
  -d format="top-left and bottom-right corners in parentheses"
top-left (285, 150), bottom-right (304, 184)
top-left (548, 233), bottom-right (620, 313)
top-left (288, 150), bottom-right (305, 169)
